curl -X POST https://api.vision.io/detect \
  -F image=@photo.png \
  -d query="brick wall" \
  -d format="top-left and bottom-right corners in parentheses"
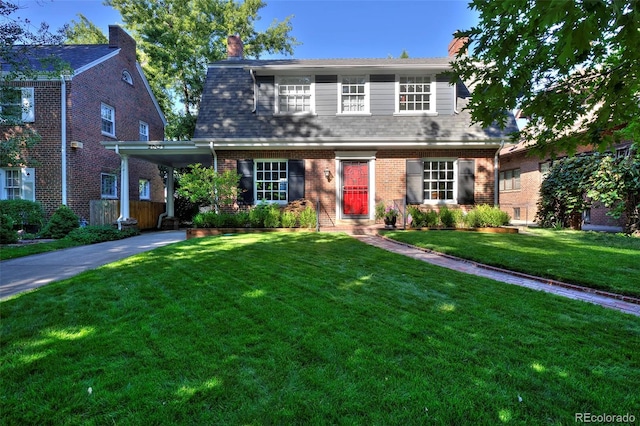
top-left (215, 148), bottom-right (497, 227)
top-left (6, 29), bottom-right (165, 221)
top-left (66, 51), bottom-right (165, 221)
top-left (499, 148), bottom-right (625, 227)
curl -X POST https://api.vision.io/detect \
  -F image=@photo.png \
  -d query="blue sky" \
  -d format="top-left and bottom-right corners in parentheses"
top-left (13, 0), bottom-right (478, 59)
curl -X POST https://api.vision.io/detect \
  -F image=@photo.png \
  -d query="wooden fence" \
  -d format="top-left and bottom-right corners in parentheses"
top-left (90, 200), bottom-right (166, 230)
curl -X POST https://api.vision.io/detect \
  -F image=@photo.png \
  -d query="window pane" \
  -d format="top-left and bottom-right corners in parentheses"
top-left (422, 160), bottom-right (455, 201)
top-left (255, 161), bottom-right (288, 204)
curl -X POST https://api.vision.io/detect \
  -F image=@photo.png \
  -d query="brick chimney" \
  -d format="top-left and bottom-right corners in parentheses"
top-left (109, 25), bottom-right (136, 59)
top-left (448, 37), bottom-right (468, 57)
top-left (227, 34), bottom-right (244, 60)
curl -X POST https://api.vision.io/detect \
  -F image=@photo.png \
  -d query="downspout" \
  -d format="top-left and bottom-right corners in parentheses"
top-left (115, 144), bottom-right (121, 231)
top-left (250, 69), bottom-right (257, 113)
top-left (209, 142), bottom-right (219, 213)
top-left (60, 76), bottom-right (68, 206)
top-left (494, 140), bottom-right (505, 206)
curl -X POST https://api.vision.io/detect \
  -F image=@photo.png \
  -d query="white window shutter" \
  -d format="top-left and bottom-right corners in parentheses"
top-left (21, 88), bottom-right (35, 123)
top-left (21, 168), bottom-right (35, 201)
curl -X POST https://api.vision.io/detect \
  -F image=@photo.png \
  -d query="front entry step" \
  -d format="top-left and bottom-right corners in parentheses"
top-left (336, 219), bottom-right (376, 226)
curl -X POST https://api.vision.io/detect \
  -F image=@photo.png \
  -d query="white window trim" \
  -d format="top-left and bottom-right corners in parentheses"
top-left (274, 75), bottom-right (315, 116)
top-left (422, 158), bottom-right (457, 204)
top-left (0, 87), bottom-right (34, 123)
top-left (139, 121), bottom-right (149, 141)
top-left (122, 70), bottom-right (133, 85)
top-left (21, 88), bottom-right (35, 123)
top-left (0, 167), bottom-right (35, 201)
top-left (254, 159), bottom-right (288, 205)
top-left (101, 103), bottom-right (115, 137)
top-left (101, 173), bottom-right (118, 199)
top-left (394, 74), bottom-right (438, 116)
top-left (139, 179), bottom-right (150, 200)
top-left (336, 74), bottom-right (371, 116)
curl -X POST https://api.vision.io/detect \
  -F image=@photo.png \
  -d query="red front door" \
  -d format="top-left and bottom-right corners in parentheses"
top-left (342, 161), bottom-right (369, 216)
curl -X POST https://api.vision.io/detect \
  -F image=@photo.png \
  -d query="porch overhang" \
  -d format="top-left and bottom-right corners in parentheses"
top-left (102, 138), bottom-right (504, 167)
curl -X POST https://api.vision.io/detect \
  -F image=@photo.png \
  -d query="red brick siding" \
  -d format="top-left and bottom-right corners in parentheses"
top-left (215, 148), bottom-right (497, 227)
top-left (2, 44), bottom-right (165, 220)
top-left (499, 149), bottom-right (625, 227)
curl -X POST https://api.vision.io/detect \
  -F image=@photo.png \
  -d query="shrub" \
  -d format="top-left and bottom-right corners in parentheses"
top-left (0, 214), bottom-right (18, 244)
top-left (232, 211), bottom-right (250, 227)
top-left (463, 204), bottom-right (511, 228)
top-left (65, 226), bottom-right (139, 244)
top-left (41, 205), bottom-right (79, 239)
top-left (439, 205), bottom-right (462, 228)
top-left (249, 202), bottom-right (271, 228)
top-left (192, 211), bottom-right (238, 228)
top-left (299, 205), bottom-right (317, 229)
top-left (281, 211), bottom-right (297, 228)
top-left (0, 199), bottom-right (45, 230)
top-left (263, 204), bottom-right (281, 228)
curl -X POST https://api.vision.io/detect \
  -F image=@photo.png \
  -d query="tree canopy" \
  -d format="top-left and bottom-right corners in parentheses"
top-left (452, 0), bottom-right (639, 155)
top-left (104, 0), bottom-right (298, 140)
top-left (65, 14), bottom-right (108, 44)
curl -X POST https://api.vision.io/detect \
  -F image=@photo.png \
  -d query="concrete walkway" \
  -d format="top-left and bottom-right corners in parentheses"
top-left (353, 234), bottom-right (640, 317)
top-left (0, 230), bottom-right (185, 300)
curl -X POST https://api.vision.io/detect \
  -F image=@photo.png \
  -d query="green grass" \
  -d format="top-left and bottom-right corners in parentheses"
top-left (1, 233), bottom-right (638, 425)
top-left (0, 238), bottom-right (81, 260)
top-left (385, 228), bottom-right (640, 298)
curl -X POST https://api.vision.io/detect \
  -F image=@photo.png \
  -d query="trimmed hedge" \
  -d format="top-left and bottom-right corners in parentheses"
top-left (0, 200), bottom-right (45, 230)
top-left (65, 226), bottom-right (140, 245)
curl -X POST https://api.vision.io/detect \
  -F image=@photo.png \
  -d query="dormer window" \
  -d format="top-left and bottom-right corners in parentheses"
top-left (396, 75), bottom-right (436, 115)
top-left (122, 70), bottom-right (133, 85)
top-left (339, 75), bottom-right (369, 114)
top-left (275, 76), bottom-right (314, 114)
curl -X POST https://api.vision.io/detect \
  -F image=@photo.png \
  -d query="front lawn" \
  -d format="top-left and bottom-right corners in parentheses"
top-left (385, 228), bottom-right (640, 298)
top-left (1, 233), bottom-right (638, 425)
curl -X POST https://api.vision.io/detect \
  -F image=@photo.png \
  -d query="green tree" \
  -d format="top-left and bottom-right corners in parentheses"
top-left (536, 155), bottom-right (598, 229)
top-left (1, 0), bottom-right (68, 167)
top-left (65, 13), bottom-right (108, 44)
top-left (537, 151), bottom-right (640, 234)
top-left (176, 164), bottom-right (241, 212)
top-left (587, 152), bottom-right (640, 235)
top-left (105, 0), bottom-right (298, 140)
top-left (452, 0), bottom-right (639, 156)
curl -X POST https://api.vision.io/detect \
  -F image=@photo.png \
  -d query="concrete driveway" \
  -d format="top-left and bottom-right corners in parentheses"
top-left (0, 230), bottom-right (185, 300)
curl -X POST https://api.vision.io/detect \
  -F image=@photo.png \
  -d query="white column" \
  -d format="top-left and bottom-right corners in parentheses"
top-left (166, 166), bottom-right (175, 217)
top-left (118, 154), bottom-right (130, 225)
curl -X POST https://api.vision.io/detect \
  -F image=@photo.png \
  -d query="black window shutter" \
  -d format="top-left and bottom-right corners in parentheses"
top-left (288, 159), bottom-right (305, 201)
top-left (457, 159), bottom-right (475, 205)
top-left (237, 159), bottom-right (254, 205)
top-left (406, 159), bottom-right (424, 204)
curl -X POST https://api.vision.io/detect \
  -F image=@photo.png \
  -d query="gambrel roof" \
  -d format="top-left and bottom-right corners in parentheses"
top-left (194, 58), bottom-right (517, 145)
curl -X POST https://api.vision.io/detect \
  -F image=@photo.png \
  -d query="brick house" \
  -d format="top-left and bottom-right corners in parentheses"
top-left (498, 136), bottom-right (632, 228)
top-left (1, 26), bottom-right (166, 224)
top-left (103, 36), bottom-right (516, 227)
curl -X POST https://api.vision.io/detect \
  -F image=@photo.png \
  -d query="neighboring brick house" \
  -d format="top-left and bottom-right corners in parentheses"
top-left (103, 36), bottom-right (516, 227)
top-left (1, 26), bottom-right (166, 224)
top-left (498, 137), bottom-right (632, 228)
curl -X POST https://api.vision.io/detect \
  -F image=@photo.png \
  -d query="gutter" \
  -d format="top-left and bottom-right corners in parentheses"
top-left (60, 75), bottom-right (68, 206)
top-left (209, 142), bottom-right (219, 213)
top-left (249, 69), bottom-right (257, 113)
top-left (494, 140), bottom-right (505, 206)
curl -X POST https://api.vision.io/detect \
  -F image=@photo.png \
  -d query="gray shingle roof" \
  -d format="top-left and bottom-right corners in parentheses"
top-left (2, 45), bottom-right (116, 73)
top-left (195, 63), bottom-right (518, 143)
